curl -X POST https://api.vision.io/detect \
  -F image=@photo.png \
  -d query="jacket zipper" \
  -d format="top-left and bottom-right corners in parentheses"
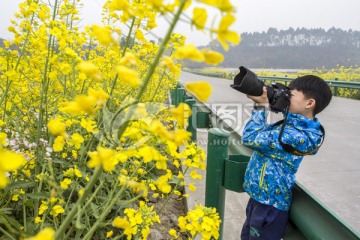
top-left (259, 163), bottom-right (267, 188)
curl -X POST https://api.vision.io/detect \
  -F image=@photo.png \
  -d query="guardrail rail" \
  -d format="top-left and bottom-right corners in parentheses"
top-left (170, 83), bottom-right (360, 240)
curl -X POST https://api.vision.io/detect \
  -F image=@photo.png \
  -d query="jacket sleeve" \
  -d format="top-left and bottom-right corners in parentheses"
top-left (241, 109), bottom-right (268, 149)
top-left (242, 111), bottom-right (322, 156)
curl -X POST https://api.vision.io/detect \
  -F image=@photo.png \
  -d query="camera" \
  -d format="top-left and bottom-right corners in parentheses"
top-left (230, 66), bottom-right (292, 113)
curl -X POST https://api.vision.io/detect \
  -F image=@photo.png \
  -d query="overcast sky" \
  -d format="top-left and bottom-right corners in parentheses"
top-left (1, 0), bottom-right (360, 46)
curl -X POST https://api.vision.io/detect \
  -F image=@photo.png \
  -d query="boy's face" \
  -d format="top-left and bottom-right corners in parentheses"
top-left (289, 89), bottom-right (315, 119)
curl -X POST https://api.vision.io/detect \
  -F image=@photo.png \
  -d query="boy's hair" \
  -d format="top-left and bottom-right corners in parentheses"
top-left (289, 75), bottom-right (332, 115)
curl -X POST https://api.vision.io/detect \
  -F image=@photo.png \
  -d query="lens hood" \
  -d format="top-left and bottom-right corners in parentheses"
top-left (230, 66), bottom-right (265, 96)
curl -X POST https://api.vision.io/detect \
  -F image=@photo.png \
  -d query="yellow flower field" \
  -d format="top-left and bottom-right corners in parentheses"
top-left (0, 0), bottom-right (240, 239)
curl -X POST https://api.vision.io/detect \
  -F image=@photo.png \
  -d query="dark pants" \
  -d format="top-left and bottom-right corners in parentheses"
top-left (241, 198), bottom-right (288, 240)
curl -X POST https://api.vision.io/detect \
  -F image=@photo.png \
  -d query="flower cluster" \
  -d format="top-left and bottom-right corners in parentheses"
top-left (112, 201), bottom-right (160, 239)
top-left (170, 204), bottom-right (221, 240)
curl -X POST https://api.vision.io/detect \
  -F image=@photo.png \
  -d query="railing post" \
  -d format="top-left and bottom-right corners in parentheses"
top-left (176, 87), bottom-right (185, 106)
top-left (205, 128), bottom-right (230, 239)
top-left (185, 98), bottom-right (197, 141)
top-left (170, 88), bottom-right (177, 106)
top-left (334, 77), bottom-right (338, 96)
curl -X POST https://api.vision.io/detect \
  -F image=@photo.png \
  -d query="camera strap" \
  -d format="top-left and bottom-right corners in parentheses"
top-left (274, 109), bottom-right (325, 156)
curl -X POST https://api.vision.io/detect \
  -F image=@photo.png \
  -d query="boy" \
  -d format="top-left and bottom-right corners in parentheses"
top-left (240, 75), bottom-right (332, 239)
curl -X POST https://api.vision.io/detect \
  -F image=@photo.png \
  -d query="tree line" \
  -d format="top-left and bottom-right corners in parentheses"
top-left (186, 27), bottom-right (360, 69)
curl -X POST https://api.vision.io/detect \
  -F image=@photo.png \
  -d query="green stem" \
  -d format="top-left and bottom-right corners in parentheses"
top-left (82, 180), bottom-right (105, 211)
top-left (23, 198), bottom-right (27, 232)
top-left (55, 166), bottom-right (103, 240)
top-left (121, 17), bottom-right (136, 57)
top-left (108, 101), bottom-right (138, 141)
top-left (34, 1), bottom-right (59, 218)
top-left (117, 0), bottom-right (187, 140)
top-left (82, 184), bottom-right (128, 240)
top-left (108, 18), bottom-right (136, 99)
top-left (158, 165), bottom-right (189, 214)
top-left (0, 227), bottom-right (16, 240)
top-left (150, 70), bottom-right (167, 101)
top-left (82, 166), bottom-right (140, 240)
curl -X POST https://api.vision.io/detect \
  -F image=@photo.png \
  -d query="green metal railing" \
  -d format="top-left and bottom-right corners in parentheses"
top-left (170, 84), bottom-right (360, 240)
top-left (185, 69), bottom-right (360, 97)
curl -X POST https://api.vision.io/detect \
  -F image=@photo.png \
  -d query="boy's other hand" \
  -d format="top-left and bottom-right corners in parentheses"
top-left (246, 87), bottom-right (269, 104)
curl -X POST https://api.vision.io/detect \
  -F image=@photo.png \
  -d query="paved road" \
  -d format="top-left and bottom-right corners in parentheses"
top-left (180, 71), bottom-right (360, 238)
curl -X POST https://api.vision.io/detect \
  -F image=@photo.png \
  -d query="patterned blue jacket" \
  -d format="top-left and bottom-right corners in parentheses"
top-left (242, 109), bottom-right (324, 211)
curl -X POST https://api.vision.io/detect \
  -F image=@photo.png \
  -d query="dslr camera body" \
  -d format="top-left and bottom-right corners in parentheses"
top-left (230, 66), bottom-right (292, 113)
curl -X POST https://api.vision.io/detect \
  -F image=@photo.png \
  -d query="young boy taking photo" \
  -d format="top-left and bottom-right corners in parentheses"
top-left (240, 75), bottom-right (332, 239)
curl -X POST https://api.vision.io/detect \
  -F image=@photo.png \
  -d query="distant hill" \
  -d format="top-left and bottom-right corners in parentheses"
top-left (186, 27), bottom-right (360, 69)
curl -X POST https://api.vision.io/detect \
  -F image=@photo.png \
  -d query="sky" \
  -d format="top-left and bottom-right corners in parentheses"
top-left (1, 0), bottom-right (360, 46)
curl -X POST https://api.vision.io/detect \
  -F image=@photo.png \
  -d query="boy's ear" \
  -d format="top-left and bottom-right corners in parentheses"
top-left (306, 98), bottom-right (316, 109)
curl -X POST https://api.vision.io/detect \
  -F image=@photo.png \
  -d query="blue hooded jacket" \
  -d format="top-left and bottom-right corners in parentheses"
top-left (241, 109), bottom-right (324, 211)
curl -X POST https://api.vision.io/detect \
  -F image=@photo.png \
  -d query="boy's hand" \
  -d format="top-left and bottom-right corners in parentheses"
top-left (246, 87), bottom-right (269, 104)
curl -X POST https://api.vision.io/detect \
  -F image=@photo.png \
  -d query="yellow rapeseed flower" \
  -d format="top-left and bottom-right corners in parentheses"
top-left (26, 227), bottom-right (55, 240)
top-left (192, 7), bottom-right (207, 30)
top-left (34, 216), bottom-right (42, 224)
top-left (38, 201), bottom-right (48, 215)
top-left (202, 49), bottom-right (224, 65)
top-left (77, 61), bottom-right (102, 81)
top-left (108, 0), bottom-right (131, 12)
top-left (198, 0), bottom-right (233, 12)
top-left (170, 103), bottom-right (192, 128)
top-left (47, 118), bottom-right (66, 136)
top-left (53, 136), bottom-right (65, 152)
top-left (169, 228), bottom-right (178, 237)
top-left (88, 146), bottom-right (118, 172)
top-left (88, 88), bottom-right (109, 106)
top-left (161, 56), bottom-right (177, 73)
top-left (112, 216), bottom-right (131, 229)
top-left (216, 14), bottom-right (240, 51)
top-left (173, 44), bottom-right (205, 62)
top-left (50, 205), bottom-right (64, 217)
top-left (189, 183), bottom-right (197, 192)
top-left (68, 133), bottom-right (84, 149)
top-left (119, 52), bottom-right (139, 67)
top-left (185, 82), bottom-right (212, 102)
top-left (0, 150), bottom-right (25, 188)
top-left (60, 178), bottom-right (72, 189)
top-left (12, 194), bottom-right (19, 201)
top-left (60, 88), bottom-right (109, 115)
top-left (106, 230), bottom-right (113, 238)
top-left (91, 25), bottom-right (115, 46)
top-left (0, 132), bottom-right (7, 145)
top-left (135, 29), bottom-right (147, 42)
top-left (116, 66), bottom-right (141, 87)
top-left (80, 118), bottom-right (98, 134)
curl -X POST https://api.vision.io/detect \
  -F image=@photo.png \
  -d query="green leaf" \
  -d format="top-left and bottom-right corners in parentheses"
top-left (90, 203), bottom-right (100, 219)
top-left (51, 158), bottom-right (68, 164)
top-left (0, 214), bottom-right (22, 232)
top-left (4, 181), bottom-right (35, 190)
top-left (26, 192), bottom-right (50, 199)
top-left (0, 208), bottom-right (12, 215)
